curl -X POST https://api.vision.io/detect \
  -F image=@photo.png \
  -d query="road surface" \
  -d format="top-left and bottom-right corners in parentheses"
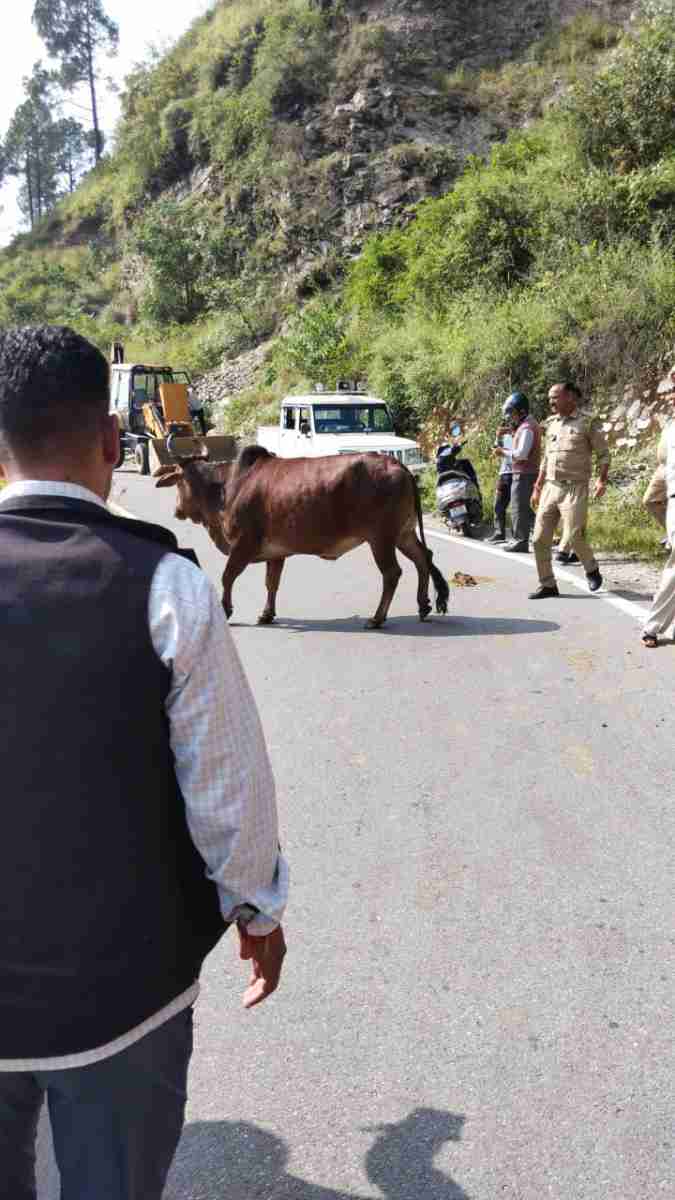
top-left (38, 470), bottom-right (673, 1199)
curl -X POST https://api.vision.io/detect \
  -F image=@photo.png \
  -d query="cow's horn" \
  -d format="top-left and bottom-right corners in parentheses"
top-left (166, 432), bottom-right (177, 459)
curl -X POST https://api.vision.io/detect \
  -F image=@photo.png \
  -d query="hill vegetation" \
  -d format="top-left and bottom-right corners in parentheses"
top-left (1, 0), bottom-right (674, 485)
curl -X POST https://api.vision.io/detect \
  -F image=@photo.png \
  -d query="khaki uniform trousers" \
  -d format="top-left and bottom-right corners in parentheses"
top-left (533, 481), bottom-right (598, 587)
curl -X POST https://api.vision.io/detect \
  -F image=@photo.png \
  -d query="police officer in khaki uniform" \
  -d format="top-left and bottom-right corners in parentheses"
top-left (529, 381), bottom-right (610, 599)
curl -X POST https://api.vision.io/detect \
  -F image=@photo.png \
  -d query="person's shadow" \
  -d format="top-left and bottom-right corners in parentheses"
top-left (164, 1107), bottom-right (469, 1199)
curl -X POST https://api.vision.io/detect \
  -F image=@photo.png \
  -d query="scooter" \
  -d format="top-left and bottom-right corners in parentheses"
top-left (435, 426), bottom-right (483, 537)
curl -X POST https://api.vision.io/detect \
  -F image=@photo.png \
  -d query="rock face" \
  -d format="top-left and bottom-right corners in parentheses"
top-left (144, 0), bottom-right (633, 300)
top-left (192, 342), bottom-right (271, 409)
top-left (279, 0), bottom-right (632, 270)
top-left (593, 368), bottom-right (675, 488)
top-left (127, 1), bottom-right (634, 397)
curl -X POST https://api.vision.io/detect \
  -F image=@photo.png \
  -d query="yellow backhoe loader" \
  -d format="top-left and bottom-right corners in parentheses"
top-left (109, 345), bottom-right (236, 474)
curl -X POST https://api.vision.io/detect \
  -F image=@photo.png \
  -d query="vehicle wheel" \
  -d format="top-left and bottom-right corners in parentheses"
top-left (115, 445), bottom-right (126, 470)
top-left (135, 443), bottom-right (149, 475)
top-left (462, 520), bottom-right (474, 538)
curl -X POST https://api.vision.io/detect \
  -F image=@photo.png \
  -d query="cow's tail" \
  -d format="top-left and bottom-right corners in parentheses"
top-left (410, 469), bottom-right (450, 615)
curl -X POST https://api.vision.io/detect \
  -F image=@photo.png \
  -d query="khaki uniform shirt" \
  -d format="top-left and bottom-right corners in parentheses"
top-left (542, 409), bottom-right (610, 484)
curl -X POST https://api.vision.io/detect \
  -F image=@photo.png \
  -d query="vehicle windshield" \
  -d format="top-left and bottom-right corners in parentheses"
top-left (313, 404), bottom-right (394, 434)
top-left (130, 370), bottom-right (174, 405)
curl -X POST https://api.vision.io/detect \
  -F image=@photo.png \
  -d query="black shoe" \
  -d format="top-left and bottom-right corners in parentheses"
top-left (486, 532), bottom-right (506, 544)
top-left (555, 551), bottom-right (579, 564)
top-left (503, 541), bottom-right (529, 553)
top-left (528, 584), bottom-right (560, 599)
top-left (586, 568), bottom-right (603, 592)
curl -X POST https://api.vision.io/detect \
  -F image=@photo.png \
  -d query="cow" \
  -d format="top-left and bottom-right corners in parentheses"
top-left (154, 446), bottom-right (450, 629)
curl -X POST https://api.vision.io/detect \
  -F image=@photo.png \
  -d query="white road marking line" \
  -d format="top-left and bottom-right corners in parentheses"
top-left (425, 528), bottom-right (648, 626)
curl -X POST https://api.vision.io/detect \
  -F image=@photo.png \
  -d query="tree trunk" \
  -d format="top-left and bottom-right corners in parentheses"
top-left (85, 1), bottom-right (102, 163)
top-left (34, 142), bottom-right (43, 220)
top-left (25, 155), bottom-right (35, 230)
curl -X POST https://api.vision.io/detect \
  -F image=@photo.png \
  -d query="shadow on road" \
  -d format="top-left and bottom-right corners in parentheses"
top-left (609, 586), bottom-right (653, 605)
top-left (165, 1107), bottom-right (469, 1200)
top-left (265, 615), bottom-right (559, 637)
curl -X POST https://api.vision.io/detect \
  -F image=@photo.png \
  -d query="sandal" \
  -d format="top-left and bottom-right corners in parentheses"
top-left (641, 633), bottom-right (658, 648)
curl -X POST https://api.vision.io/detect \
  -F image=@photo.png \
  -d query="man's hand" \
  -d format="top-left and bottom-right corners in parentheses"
top-left (594, 479), bottom-right (607, 500)
top-left (238, 924), bottom-right (287, 1009)
top-left (531, 482), bottom-right (542, 511)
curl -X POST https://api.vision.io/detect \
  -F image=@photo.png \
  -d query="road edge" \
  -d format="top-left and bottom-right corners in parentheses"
top-left (425, 527), bottom-right (648, 627)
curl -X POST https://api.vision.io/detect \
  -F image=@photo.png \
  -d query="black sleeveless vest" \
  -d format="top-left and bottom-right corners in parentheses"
top-left (0, 496), bottom-right (224, 1059)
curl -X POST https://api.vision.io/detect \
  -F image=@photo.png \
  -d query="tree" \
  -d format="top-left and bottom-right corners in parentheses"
top-left (54, 116), bottom-right (89, 191)
top-left (131, 200), bottom-right (206, 324)
top-left (1, 64), bottom-right (61, 228)
top-left (33, 0), bottom-right (118, 163)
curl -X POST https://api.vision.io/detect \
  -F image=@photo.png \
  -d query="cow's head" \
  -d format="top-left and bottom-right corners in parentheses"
top-left (154, 462), bottom-right (202, 523)
top-left (154, 449), bottom-right (230, 526)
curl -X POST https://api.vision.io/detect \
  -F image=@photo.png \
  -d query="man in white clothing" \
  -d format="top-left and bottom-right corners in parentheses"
top-left (494, 392), bottom-right (541, 553)
top-left (642, 369), bottom-right (675, 647)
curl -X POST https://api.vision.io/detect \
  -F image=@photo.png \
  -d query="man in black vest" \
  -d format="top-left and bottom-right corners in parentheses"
top-left (0, 326), bottom-right (288, 1199)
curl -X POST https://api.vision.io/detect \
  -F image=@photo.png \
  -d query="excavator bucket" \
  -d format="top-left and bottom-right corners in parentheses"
top-left (148, 433), bottom-right (240, 475)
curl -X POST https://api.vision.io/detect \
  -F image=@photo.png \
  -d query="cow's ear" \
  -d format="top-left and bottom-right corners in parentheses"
top-left (154, 469), bottom-right (182, 488)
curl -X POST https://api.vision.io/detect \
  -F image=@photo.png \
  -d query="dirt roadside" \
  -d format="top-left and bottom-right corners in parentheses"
top-left (424, 515), bottom-right (665, 613)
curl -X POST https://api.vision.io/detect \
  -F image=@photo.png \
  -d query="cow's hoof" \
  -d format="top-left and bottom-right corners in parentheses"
top-left (365, 617), bottom-right (385, 630)
top-left (436, 600), bottom-right (448, 615)
top-left (223, 603), bottom-right (233, 620)
top-left (257, 612), bottom-right (276, 626)
top-left (419, 602), bottom-right (433, 621)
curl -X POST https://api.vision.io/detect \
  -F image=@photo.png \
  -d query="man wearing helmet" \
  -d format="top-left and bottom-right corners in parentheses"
top-left (494, 392), bottom-right (541, 553)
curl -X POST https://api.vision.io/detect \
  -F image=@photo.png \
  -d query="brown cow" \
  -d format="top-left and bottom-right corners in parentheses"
top-left (154, 446), bottom-right (450, 628)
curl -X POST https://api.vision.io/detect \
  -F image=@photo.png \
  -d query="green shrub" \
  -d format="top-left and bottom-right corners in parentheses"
top-left (130, 200), bottom-right (207, 324)
top-left (337, 22), bottom-right (392, 86)
top-left (274, 298), bottom-right (358, 384)
top-left (567, 16), bottom-right (675, 170)
top-left (159, 100), bottom-right (195, 176)
top-left (388, 142), bottom-right (457, 182)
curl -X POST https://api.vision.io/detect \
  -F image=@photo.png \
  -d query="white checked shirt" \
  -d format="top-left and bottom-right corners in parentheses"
top-left (0, 481), bottom-right (288, 1071)
top-left (512, 424), bottom-right (534, 463)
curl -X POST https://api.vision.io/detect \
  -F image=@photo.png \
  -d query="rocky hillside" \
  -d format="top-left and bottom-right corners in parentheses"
top-left (2, 0), bottom-right (673, 564)
top-left (1, 1), bottom-right (632, 339)
top-left (122, 0), bottom-right (635, 303)
top-left (3, 2), bottom-right (674, 464)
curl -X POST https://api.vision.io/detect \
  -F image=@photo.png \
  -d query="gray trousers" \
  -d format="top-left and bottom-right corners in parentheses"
top-left (494, 472), bottom-right (512, 536)
top-left (0, 1007), bottom-right (193, 1200)
top-left (510, 472), bottom-right (537, 544)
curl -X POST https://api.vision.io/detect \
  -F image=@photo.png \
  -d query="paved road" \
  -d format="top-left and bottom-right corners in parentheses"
top-left (39, 470), bottom-right (673, 1199)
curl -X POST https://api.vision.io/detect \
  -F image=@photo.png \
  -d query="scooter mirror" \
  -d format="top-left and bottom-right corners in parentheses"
top-left (450, 423), bottom-right (462, 438)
